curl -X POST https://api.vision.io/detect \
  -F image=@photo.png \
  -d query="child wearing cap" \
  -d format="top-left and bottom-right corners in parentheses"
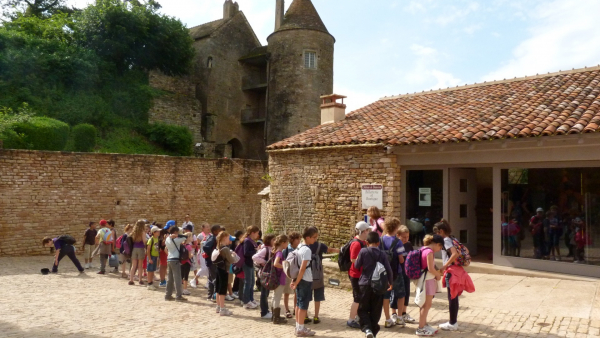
top-left (147, 226), bottom-right (161, 290)
top-left (95, 219), bottom-right (113, 275)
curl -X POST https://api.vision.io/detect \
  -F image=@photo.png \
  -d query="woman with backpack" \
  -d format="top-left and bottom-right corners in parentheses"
top-left (128, 220), bottom-right (147, 286)
top-left (436, 220), bottom-right (474, 332)
top-left (367, 206), bottom-right (385, 236)
top-left (213, 231), bottom-right (238, 316)
top-left (253, 234), bottom-right (276, 320)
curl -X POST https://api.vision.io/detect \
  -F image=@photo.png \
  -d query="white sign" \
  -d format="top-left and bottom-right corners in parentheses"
top-left (419, 187), bottom-right (431, 206)
top-left (361, 184), bottom-right (383, 210)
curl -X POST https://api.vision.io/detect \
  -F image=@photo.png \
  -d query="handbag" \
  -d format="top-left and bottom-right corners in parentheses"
top-left (413, 270), bottom-right (428, 308)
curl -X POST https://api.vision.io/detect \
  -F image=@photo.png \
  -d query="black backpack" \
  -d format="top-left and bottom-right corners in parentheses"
top-left (57, 235), bottom-right (76, 246)
top-left (178, 239), bottom-right (190, 264)
top-left (338, 238), bottom-right (365, 272)
top-left (369, 249), bottom-right (389, 295)
top-left (380, 237), bottom-right (401, 267)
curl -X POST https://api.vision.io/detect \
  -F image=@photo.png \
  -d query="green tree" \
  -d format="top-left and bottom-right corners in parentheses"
top-left (74, 0), bottom-right (194, 76)
top-left (1, 0), bottom-right (74, 20)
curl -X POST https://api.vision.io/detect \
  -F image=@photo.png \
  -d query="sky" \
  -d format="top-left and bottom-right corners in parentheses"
top-left (67, 0), bottom-right (600, 113)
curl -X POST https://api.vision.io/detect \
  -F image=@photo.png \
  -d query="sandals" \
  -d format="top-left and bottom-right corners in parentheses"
top-left (286, 310), bottom-right (293, 319)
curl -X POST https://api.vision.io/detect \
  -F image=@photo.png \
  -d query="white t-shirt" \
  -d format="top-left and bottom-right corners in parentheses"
top-left (166, 236), bottom-right (186, 261)
top-left (298, 244), bottom-right (313, 282)
top-left (441, 237), bottom-right (454, 265)
top-left (182, 221), bottom-right (194, 232)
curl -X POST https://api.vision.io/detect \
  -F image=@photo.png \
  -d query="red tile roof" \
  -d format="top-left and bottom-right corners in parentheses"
top-left (268, 67), bottom-right (600, 150)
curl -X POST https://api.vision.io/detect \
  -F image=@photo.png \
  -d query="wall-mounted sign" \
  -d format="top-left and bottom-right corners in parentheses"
top-left (361, 184), bottom-right (383, 210)
top-left (419, 187), bottom-right (431, 206)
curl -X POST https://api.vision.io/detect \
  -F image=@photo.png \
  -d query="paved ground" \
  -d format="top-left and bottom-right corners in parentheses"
top-left (0, 256), bottom-right (599, 338)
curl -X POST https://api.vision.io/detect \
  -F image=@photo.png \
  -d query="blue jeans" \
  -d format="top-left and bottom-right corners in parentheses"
top-left (260, 286), bottom-right (271, 316)
top-left (242, 264), bottom-right (255, 304)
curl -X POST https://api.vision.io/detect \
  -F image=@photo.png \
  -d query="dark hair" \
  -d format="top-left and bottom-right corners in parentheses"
top-left (302, 226), bottom-right (318, 239)
top-left (263, 234), bottom-right (276, 247)
top-left (42, 237), bottom-right (52, 246)
top-left (210, 224), bottom-right (222, 234)
top-left (107, 219), bottom-right (115, 227)
top-left (169, 227), bottom-right (179, 234)
top-left (367, 231), bottom-right (380, 244)
top-left (241, 225), bottom-right (260, 241)
top-left (434, 219), bottom-right (451, 235)
top-left (258, 230), bottom-right (263, 239)
top-left (88, 222), bottom-right (95, 227)
top-left (423, 234), bottom-right (444, 246)
top-left (288, 232), bottom-right (301, 242)
top-left (234, 230), bottom-right (243, 239)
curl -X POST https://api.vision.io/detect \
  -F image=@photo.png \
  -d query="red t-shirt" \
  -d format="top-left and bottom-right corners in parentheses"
top-left (348, 237), bottom-right (366, 279)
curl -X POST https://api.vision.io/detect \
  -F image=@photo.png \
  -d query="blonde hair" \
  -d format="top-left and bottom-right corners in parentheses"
top-left (271, 234), bottom-right (289, 254)
top-left (217, 231), bottom-right (230, 248)
top-left (131, 220), bottom-right (146, 241)
top-left (423, 234), bottom-right (434, 246)
top-left (124, 224), bottom-right (133, 233)
top-left (398, 225), bottom-right (410, 234)
top-left (367, 206), bottom-right (381, 220)
top-left (384, 217), bottom-right (401, 234)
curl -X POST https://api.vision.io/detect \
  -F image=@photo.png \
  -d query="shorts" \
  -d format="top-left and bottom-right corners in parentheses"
top-left (384, 274), bottom-right (406, 300)
top-left (181, 262), bottom-right (191, 281)
top-left (296, 279), bottom-right (313, 310)
top-left (160, 250), bottom-right (167, 266)
top-left (147, 255), bottom-right (159, 272)
top-left (83, 244), bottom-right (94, 260)
top-left (284, 275), bottom-right (293, 294)
top-left (349, 275), bottom-right (361, 303)
top-left (216, 268), bottom-right (229, 295)
top-left (313, 286), bottom-right (325, 302)
top-left (425, 279), bottom-right (437, 296)
top-left (131, 247), bottom-right (145, 260)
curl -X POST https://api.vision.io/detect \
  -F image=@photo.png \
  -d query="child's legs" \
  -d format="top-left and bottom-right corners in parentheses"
top-left (129, 260), bottom-right (138, 281)
top-left (313, 287), bottom-right (324, 317)
top-left (419, 295), bottom-right (434, 328)
top-left (100, 254), bottom-right (107, 272)
top-left (296, 280), bottom-right (312, 325)
top-left (242, 264), bottom-right (254, 304)
top-left (166, 261), bottom-right (175, 297)
top-left (137, 259), bottom-right (144, 279)
top-left (349, 276), bottom-right (360, 320)
top-left (382, 298), bottom-right (391, 320)
top-left (272, 285), bottom-right (285, 309)
top-left (284, 293), bottom-right (290, 311)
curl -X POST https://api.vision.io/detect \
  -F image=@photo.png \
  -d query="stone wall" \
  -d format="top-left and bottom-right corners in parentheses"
top-left (267, 145), bottom-right (400, 250)
top-left (0, 149), bottom-right (267, 257)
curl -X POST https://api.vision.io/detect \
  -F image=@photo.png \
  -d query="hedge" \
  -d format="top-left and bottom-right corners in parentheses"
top-left (10, 116), bottom-right (70, 151)
top-left (147, 123), bottom-right (192, 156)
top-left (72, 123), bottom-right (97, 152)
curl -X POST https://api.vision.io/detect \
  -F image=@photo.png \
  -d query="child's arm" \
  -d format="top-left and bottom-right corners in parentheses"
top-left (290, 259), bottom-right (309, 290)
top-left (442, 246), bottom-right (459, 271)
top-left (146, 240), bottom-right (153, 264)
top-left (427, 252), bottom-right (441, 279)
top-left (274, 253), bottom-right (283, 269)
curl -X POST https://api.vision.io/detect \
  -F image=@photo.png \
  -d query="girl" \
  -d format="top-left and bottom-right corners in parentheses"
top-left (231, 230), bottom-right (244, 299)
top-left (158, 225), bottom-right (168, 287)
top-left (435, 220), bottom-right (460, 332)
top-left (214, 231), bottom-right (238, 316)
top-left (367, 206), bottom-right (385, 236)
top-left (181, 233), bottom-right (194, 295)
top-left (120, 224), bottom-right (132, 278)
top-left (253, 234), bottom-right (276, 319)
top-left (129, 220), bottom-right (147, 285)
top-left (194, 222), bottom-right (211, 285)
top-left (416, 234), bottom-right (444, 336)
top-left (241, 226), bottom-right (260, 309)
top-left (271, 234), bottom-right (289, 324)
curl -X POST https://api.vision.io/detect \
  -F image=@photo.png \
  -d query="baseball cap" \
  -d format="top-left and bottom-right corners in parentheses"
top-left (99, 219), bottom-right (107, 226)
top-left (536, 208), bottom-right (544, 213)
top-left (164, 220), bottom-right (176, 230)
top-left (151, 226), bottom-right (161, 233)
top-left (355, 221), bottom-right (370, 232)
top-left (183, 224), bottom-right (193, 232)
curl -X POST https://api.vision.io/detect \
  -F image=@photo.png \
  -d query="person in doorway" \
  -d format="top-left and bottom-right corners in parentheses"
top-left (290, 226), bottom-right (319, 337)
top-left (380, 217), bottom-right (406, 329)
top-left (367, 206), bottom-right (385, 236)
top-left (43, 236), bottom-right (85, 274)
top-left (574, 218), bottom-right (589, 263)
top-left (416, 234), bottom-right (444, 336)
top-left (529, 208), bottom-right (545, 259)
top-left (164, 226), bottom-right (188, 301)
top-left (347, 221), bottom-right (370, 329)
top-left (307, 229), bottom-right (340, 325)
top-left (354, 231), bottom-right (393, 338)
top-left (283, 232), bottom-right (301, 319)
top-left (545, 208), bottom-right (562, 261)
top-left (82, 222), bottom-right (97, 269)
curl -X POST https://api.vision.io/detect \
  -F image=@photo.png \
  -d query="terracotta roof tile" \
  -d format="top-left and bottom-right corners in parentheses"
top-left (268, 67), bottom-right (600, 150)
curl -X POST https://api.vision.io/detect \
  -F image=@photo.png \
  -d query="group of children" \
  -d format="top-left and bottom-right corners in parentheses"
top-left (42, 211), bottom-right (474, 338)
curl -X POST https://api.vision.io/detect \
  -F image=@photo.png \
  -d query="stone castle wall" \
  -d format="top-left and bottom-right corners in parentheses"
top-left (267, 145), bottom-right (400, 250)
top-left (0, 149), bottom-right (267, 257)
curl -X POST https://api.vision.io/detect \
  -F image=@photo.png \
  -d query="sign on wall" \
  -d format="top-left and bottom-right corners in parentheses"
top-left (361, 184), bottom-right (383, 210)
top-left (419, 187), bottom-right (431, 206)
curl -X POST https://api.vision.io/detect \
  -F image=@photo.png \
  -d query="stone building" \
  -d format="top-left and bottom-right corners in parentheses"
top-left (267, 67), bottom-right (600, 278)
top-left (149, 0), bottom-right (334, 160)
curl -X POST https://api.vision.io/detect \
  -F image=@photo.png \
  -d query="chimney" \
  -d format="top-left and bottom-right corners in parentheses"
top-left (223, 0), bottom-right (239, 20)
top-left (275, 0), bottom-right (284, 30)
top-left (320, 94), bottom-right (347, 124)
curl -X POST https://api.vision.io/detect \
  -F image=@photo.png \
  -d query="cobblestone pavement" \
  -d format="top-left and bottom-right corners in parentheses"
top-left (0, 256), bottom-right (599, 338)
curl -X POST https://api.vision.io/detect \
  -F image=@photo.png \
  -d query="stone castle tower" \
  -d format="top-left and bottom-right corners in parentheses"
top-left (148, 0), bottom-right (335, 159)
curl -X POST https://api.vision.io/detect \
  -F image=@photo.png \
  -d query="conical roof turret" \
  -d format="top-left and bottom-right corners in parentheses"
top-left (275, 0), bottom-right (330, 36)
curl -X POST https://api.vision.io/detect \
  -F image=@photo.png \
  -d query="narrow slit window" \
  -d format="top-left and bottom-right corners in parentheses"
top-left (304, 51), bottom-right (316, 69)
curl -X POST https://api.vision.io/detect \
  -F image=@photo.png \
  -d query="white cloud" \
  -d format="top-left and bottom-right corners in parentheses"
top-left (483, 0), bottom-right (600, 81)
top-left (463, 23), bottom-right (482, 35)
top-left (431, 70), bottom-right (462, 89)
top-left (404, 44), bottom-right (462, 90)
top-left (434, 2), bottom-right (479, 25)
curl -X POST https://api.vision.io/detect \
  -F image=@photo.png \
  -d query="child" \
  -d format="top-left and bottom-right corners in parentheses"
top-left (241, 225), bottom-right (260, 309)
top-left (574, 218), bottom-right (589, 263)
top-left (193, 222), bottom-right (211, 286)
top-left (203, 224), bottom-right (223, 301)
top-left (308, 230), bottom-right (340, 324)
top-left (43, 236), bottom-right (85, 274)
top-left (146, 226), bottom-right (161, 290)
top-left (95, 219), bottom-right (113, 275)
top-left (120, 224), bottom-right (133, 278)
top-left (391, 225), bottom-right (416, 324)
top-left (436, 220), bottom-right (460, 331)
top-left (290, 226), bottom-right (319, 337)
top-left (159, 221), bottom-right (176, 286)
top-left (271, 234), bottom-right (289, 324)
top-left (416, 234), bottom-right (444, 336)
top-left (284, 232), bottom-right (301, 319)
top-left (82, 222), bottom-right (97, 269)
top-left (231, 230), bottom-right (244, 299)
top-left (107, 220), bottom-right (119, 273)
top-left (253, 234), bottom-right (276, 319)
top-left (529, 208), bottom-right (545, 259)
top-left (183, 224), bottom-right (199, 288)
top-left (165, 226), bottom-right (188, 301)
top-left (367, 206), bottom-right (385, 236)
top-left (129, 220), bottom-right (147, 285)
top-left (354, 232), bottom-right (393, 338)
top-left (181, 233), bottom-right (194, 295)
top-left (348, 221), bottom-right (370, 329)
top-left (214, 231), bottom-right (238, 316)
top-left (380, 217), bottom-right (406, 329)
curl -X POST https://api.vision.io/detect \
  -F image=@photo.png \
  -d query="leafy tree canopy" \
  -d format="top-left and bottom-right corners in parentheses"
top-left (1, 0), bottom-right (75, 21)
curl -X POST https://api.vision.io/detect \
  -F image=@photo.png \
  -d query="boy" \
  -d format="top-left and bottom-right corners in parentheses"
top-left (165, 226), bottom-right (188, 301)
top-left (43, 236), bottom-right (85, 274)
top-left (95, 219), bottom-right (113, 274)
top-left (290, 226), bottom-right (319, 337)
top-left (354, 232), bottom-right (393, 338)
top-left (284, 232), bottom-right (301, 319)
top-left (380, 217), bottom-right (406, 329)
top-left (307, 230), bottom-right (340, 324)
top-left (202, 224), bottom-right (222, 301)
top-left (147, 226), bottom-right (161, 290)
top-left (348, 221), bottom-right (370, 329)
top-left (82, 222), bottom-right (97, 269)
top-left (391, 225), bottom-right (416, 324)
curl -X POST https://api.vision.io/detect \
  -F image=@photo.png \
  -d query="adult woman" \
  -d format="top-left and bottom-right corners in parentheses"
top-left (241, 225), bottom-right (260, 309)
top-left (416, 234), bottom-right (444, 336)
top-left (128, 220), bottom-right (147, 285)
top-left (367, 206), bottom-right (385, 236)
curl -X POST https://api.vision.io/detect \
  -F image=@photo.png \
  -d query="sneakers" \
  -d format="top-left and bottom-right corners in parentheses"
top-left (220, 308), bottom-right (233, 316)
top-left (365, 329), bottom-right (374, 338)
top-left (128, 281), bottom-right (134, 285)
top-left (425, 325), bottom-right (439, 334)
top-left (190, 278), bottom-right (197, 288)
top-left (182, 289), bottom-right (191, 295)
top-left (216, 306), bottom-right (221, 313)
top-left (159, 280), bottom-right (167, 287)
top-left (244, 302), bottom-right (258, 309)
top-left (165, 296), bottom-right (175, 301)
top-left (97, 271), bottom-right (105, 275)
top-left (313, 317), bottom-right (321, 324)
top-left (295, 328), bottom-right (316, 337)
top-left (261, 312), bottom-right (273, 319)
top-left (392, 313), bottom-right (406, 327)
top-left (232, 292), bottom-right (239, 299)
top-left (250, 300), bottom-right (258, 307)
top-left (225, 295), bottom-right (234, 301)
top-left (416, 327), bottom-right (435, 336)
top-left (346, 320), bottom-right (360, 329)
top-left (175, 297), bottom-right (188, 302)
top-left (403, 313), bottom-right (417, 324)
top-left (439, 322), bottom-right (459, 331)
top-left (85, 263), bottom-right (90, 269)
top-left (147, 283), bottom-right (157, 290)
top-left (385, 318), bottom-right (396, 328)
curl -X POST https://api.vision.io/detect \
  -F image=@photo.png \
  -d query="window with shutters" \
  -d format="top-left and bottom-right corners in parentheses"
top-left (304, 51), bottom-right (317, 69)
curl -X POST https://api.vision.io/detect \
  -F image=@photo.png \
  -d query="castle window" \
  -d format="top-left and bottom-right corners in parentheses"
top-left (207, 57), bottom-right (213, 68)
top-left (304, 51), bottom-right (316, 69)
